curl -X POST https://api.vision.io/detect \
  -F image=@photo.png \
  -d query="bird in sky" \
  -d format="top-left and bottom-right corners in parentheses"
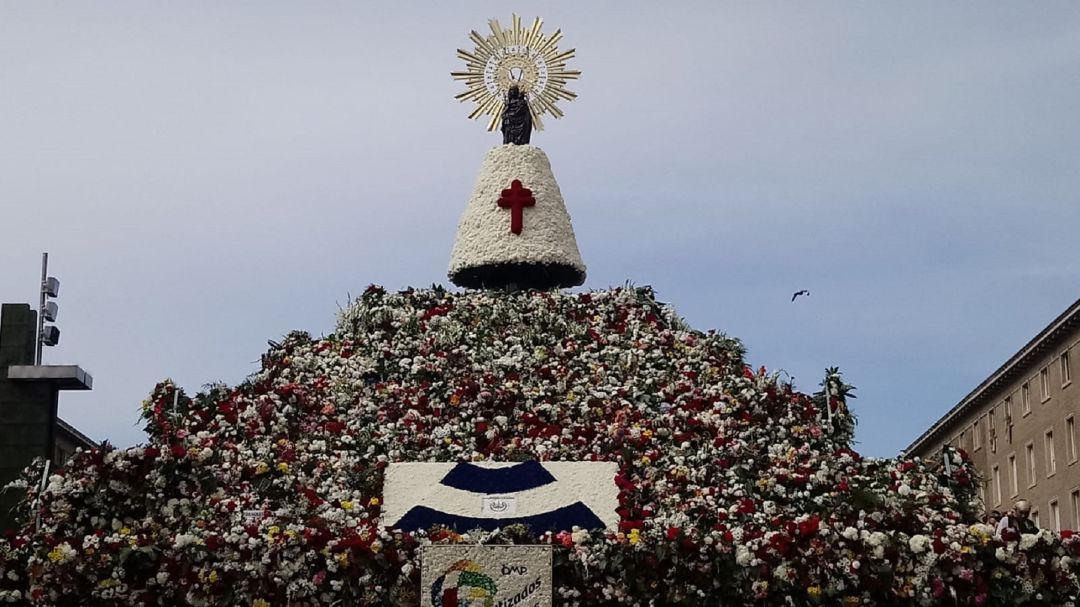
top-left (791, 290), bottom-right (810, 302)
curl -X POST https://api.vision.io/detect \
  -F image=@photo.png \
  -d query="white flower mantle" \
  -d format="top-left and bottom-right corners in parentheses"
top-left (448, 144), bottom-right (585, 280)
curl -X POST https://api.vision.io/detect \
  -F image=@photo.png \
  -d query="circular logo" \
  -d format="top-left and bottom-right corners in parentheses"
top-left (430, 559), bottom-right (498, 607)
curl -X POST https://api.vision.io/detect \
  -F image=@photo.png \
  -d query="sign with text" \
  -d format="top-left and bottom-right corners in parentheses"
top-left (422, 545), bottom-right (552, 607)
top-left (480, 495), bottom-right (518, 516)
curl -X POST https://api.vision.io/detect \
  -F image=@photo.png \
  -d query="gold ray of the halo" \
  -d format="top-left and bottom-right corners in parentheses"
top-left (452, 15), bottom-right (579, 131)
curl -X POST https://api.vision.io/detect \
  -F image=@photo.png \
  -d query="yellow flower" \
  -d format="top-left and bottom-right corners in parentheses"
top-left (255, 462), bottom-right (269, 475)
top-left (341, 500), bottom-right (354, 511)
top-left (208, 570), bottom-right (219, 583)
top-left (844, 597), bottom-right (860, 607)
top-left (371, 540), bottom-right (383, 552)
top-left (368, 497), bottom-right (380, 507)
top-left (253, 600), bottom-right (270, 607)
top-left (628, 529), bottom-right (641, 545)
top-left (276, 462), bottom-right (290, 474)
top-left (335, 552), bottom-right (349, 566)
top-left (266, 526), bottom-right (280, 540)
top-left (807, 586), bottom-right (822, 599)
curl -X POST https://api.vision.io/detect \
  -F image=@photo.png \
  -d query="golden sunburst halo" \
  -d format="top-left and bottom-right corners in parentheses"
top-left (452, 15), bottom-right (581, 132)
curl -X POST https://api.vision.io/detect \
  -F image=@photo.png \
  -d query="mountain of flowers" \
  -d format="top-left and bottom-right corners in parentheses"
top-left (2, 285), bottom-right (1079, 606)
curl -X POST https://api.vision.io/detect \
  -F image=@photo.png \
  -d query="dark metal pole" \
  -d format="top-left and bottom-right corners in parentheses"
top-left (36, 252), bottom-right (47, 365)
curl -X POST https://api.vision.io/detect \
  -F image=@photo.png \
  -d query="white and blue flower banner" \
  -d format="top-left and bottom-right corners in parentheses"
top-left (382, 461), bottom-right (619, 533)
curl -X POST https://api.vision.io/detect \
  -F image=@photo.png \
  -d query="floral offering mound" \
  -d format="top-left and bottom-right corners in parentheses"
top-left (2, 286), bottom-right (1079, 606)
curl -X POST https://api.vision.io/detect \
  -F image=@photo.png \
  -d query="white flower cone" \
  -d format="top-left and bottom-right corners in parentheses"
top-left (448, 144), bottom-right (586, 290)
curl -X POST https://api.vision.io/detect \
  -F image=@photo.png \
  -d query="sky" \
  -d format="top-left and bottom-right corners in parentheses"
top-left (1, 2), bottom-right (1079, 457)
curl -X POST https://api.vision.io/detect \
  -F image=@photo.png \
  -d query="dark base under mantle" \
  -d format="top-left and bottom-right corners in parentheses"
top-left (450, 262), bottom-right (585, 291)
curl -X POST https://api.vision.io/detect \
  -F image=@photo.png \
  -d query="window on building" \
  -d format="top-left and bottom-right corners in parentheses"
top-left (1023, 383), bottom-right (1033, 414)
top-left (1068, 416), bottom-right (1077, 463)
top-left (989, 407), bottom-right (997, 453)
top-left (1033, 508), bottom-right (1041, 528)
top-left (1046, 429), bottom-right (1057, 476)
top-left (974, 419), bottom-right (982, 450)
top-left (1041, 367), bottom-right (1051, 401)
top-left (993, 465), bottom-right (1002, 506)
top-left (979, 482), bottom-right (987, 506)
top-left (1009, 455), bottom-right (1018, 497)
top-left (1072, 490), bottom-right (1080, 531)
top-left (1050, 500), bottom-right (1061, 531)
top-left (1062, 351), bottom-right (1072, 387)
top-left (1027, 443), bottom-right (1037, 487)
top-left (1006, 397), bottom-right (1014, 443)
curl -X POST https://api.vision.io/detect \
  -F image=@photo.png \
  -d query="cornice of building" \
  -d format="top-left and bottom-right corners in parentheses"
top-left (904, 296), bottom-right (1080, 457)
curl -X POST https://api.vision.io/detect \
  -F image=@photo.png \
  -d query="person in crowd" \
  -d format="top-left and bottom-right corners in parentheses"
top-left (996, 499), bottom-right (1037, 538)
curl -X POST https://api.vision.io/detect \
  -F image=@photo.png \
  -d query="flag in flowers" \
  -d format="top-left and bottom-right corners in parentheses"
top-left (382, 461), bottom-right (618, 533)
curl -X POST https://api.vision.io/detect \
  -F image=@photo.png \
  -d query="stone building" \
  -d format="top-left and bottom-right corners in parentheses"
top-left (0, 302), bottom-right (95, 530)
top-left (905, 298), bottom-right (1080, 530)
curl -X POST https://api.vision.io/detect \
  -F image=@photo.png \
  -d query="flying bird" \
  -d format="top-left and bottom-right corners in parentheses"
top-left (791, 290), bottom-right (810, 302)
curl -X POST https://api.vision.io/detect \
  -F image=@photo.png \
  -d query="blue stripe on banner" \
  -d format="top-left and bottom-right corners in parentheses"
top-left (438, 461), bottom-right (557, 494)
top-left (394, 501), bottom-right (606, 533)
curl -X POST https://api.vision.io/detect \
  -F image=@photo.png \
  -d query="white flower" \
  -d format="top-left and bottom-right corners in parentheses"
top-left (1020, 533), bottom-right (1039, 550)
top-left (909, 535), bottom-right (929, 554)
top-left (173, 533), bottom-right (200, 549)
top-left (735, 545), bottom-right (753, 566)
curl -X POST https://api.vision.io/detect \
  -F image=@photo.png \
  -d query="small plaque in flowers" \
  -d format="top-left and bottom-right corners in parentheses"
top-left (422, 545), bottom-right (552, 607)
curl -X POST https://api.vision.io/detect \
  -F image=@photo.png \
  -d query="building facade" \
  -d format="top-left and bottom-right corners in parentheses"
top-left (906, 298), bottom-right (1080, 531)
top-left (0, 303), bottom-right (95, 530)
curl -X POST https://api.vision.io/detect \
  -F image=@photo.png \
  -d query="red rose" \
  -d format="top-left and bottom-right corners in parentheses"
top-left (170, 445), bottom-right (187, 458)
top-left (931, 578), bottom-right (945, 598)
top-left (798, 515), bottom-right (820, 538)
